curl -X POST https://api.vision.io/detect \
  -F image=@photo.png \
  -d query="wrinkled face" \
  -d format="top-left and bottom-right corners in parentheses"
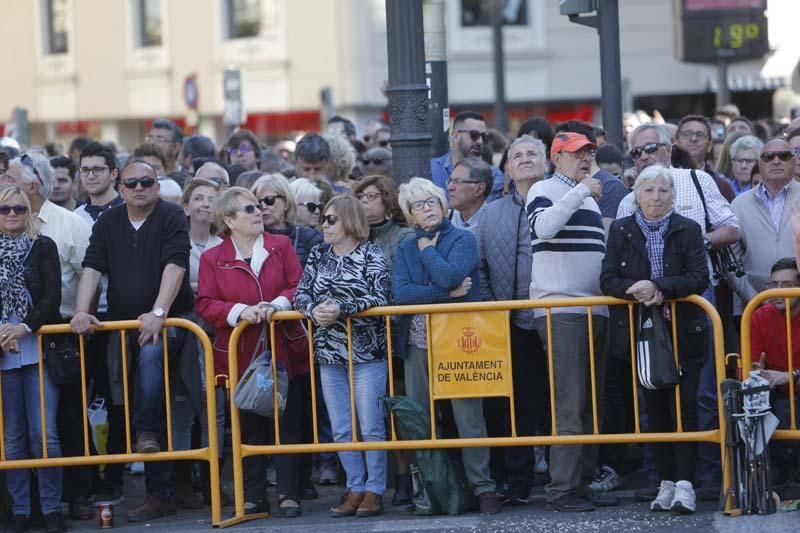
top-left (295, 194), bottom-right (321, 227)
top-left (147, 127), bottom-right (179, 162)
top-left (119, 163), bottom-right (160, 210)
top-left (408, 193), bottom-right (444, 232)
top-left (1, 163), bottom-right (37, 199)
top-left (51, 167), bottom-right (74, 204)
top-left (322, 207), bottom-right (346, 245)
top-left (636, 175), bottom-right (673, 220)
top-left (224, 195), bottom-right (263, 237)
top-left (0, 193), bottom-right (28, 235)
top-left (507, 141), bottom-right (546, 184)
top-left (229, 142), bottom-right (259, 171)
top-left (552, 147), bottom-right (595, 182)
top-left (451, 118), bottom-right (487, 159)
top-left (676, 120), bottom-right (711, 166)
top-left (630, 129), bottom-right (671, 173)
top-left (758, 139), bottom-right (796, 184)
top-left (447, 164), bottom-right (484, 212)
top-left (769, 268), bottom-right (800, 311)
top-left (183, 185), bottom-right (217, 225)
top-left (731, 148), bottom-right (758, 184)
top-left (255, 185), bottom-right (287, 229)
top-left (357, 185), bottom-right (386, 224)
top-left (79, 155), bottom-right (117, 197)
top-left (296, 157), bottom-right (330, 180)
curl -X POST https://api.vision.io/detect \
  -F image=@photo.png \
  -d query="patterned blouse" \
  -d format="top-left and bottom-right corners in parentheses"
top-left (295, 241), bottom-right (391, 365)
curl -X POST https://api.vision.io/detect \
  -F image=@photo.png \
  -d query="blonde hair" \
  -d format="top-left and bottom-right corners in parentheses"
top-left (251, 173), bottom-right (297, 223)
top-left (321, 132), bottom-right (356, 183)
top-left (0, 186), bottom-right (38, 239)
top-left (213, 186), bottom-right (259, 236)
top-left (397, 177), bottom-right (447, 227)
top-left (323, 194), bottom-right (368, 241)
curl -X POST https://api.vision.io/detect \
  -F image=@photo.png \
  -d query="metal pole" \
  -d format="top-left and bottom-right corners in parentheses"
top-left (716, 59), bottom-right (730, 108)
top-left (492, 2), bottom-right (508, 135)
top-left (424, 0), bottom-right (449, 158)
top-left (597, 0), bottom-right (623, 150)
top-left (386, 0), bottom-right (432, 183)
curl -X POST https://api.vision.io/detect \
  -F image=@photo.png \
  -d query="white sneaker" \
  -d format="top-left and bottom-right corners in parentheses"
top-left (650, 480), bottom-right (675, 511)
top-left (318, 464), bottom-right (338, 485)
top-left (130, 461), bottom-right (145, 475)
top-left (589, 465), bottom-right (624, 492)
top-left (533, 447), bottom-right (548, 474)
top-left (670, 480), bottom-right (696, 514)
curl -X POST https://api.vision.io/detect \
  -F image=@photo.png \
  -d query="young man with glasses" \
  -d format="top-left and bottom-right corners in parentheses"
top-left (74, 142), bottom-right (123, 226)
top-left (71, 160), bottom-right (196, 522)
top-left (675, 115), bottom-right (736, 202)
top-left (430, 111), bottom-right (504, 202)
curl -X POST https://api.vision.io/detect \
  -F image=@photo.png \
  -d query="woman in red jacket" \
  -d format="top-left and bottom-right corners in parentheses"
top-left (196, 186), bottom-right (309, 518)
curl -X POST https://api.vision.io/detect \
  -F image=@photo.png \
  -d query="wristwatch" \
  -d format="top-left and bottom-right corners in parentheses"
top-left (793, 368), bottom-right (800, 385)
top-left (703, 236), bottom-right (713, 250)
top-left (152, 307), bottom-right (165, 318)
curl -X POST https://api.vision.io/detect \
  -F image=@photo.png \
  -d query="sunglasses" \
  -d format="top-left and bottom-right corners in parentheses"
top-left (20, 154), bottom-right (44, 186)
top-left (258, 194), bottom-right (285, 207)
top-left (121, 177), bottom-right (157, 189)
top-left (455, 129), bottom-right (487, 143)
top-left (760, 151), bottom-right (794, 163)
top-left (630, 142), bottom-right (667, 160)
top-left (322, 214), bottom-right (339, 226)
top-left (0, 204), bottom-right (28, 216)
top-left (239, 204), bottom-right (261, 215)
top-left (298, 201), bottom-right (322, 213)
top-left (229, 144), bottom-right (253, 156)
top-left (361, 158), bottom-right (386, 166)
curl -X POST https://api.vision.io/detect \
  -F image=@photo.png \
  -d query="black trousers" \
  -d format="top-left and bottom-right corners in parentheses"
top-left (241, 373), bottom-right (309, 502)
top-left (598, 354), bottom-right (636, 471)
top-left (484, 325), bottom-right (550, 495)
top-left (642, 368), bottom-right (700, 483)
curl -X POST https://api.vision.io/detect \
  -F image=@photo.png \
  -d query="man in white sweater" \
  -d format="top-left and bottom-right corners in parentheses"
top-left (526, 133), bottom-right (615, 512)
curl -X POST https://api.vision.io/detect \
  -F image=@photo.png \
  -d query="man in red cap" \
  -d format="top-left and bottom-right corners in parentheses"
top-left (526, 132), bottom-right (617, 512)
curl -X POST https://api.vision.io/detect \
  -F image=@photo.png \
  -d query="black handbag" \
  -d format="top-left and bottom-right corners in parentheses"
top-left (636, 305), bottom-right (680, 390)
top-left (43, 334), bottom-right (82, 385)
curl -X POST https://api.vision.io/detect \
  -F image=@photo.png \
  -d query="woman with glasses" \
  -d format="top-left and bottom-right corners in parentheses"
top-left (224, 129), bottom-right (261, 172)
top-left (289, 178), bottom-right (324, 229)
top-left (728, 135), bottom-right (764, 196)
top-left (252, 174), bottom-right (322, 268)
top-left (196, 187), bottom-right (310, 518)
top-left (353, 176), bottom-right (414, 270)
top-left (391, 177), bottom-right (501, 515)
top-left (0, 186), bottom-right (66, 533)
top-left (294, 194), bottom-right (391, 518)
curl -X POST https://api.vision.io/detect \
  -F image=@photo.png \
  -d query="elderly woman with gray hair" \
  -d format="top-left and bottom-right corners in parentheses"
top-left (729, 135), bottom-right (764, 196)
top-left (600, 164), bottom-right (709, 515)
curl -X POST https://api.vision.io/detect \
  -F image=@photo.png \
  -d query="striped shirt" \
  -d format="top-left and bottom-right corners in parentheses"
top-left (526, 173), bottom-right (607, 317)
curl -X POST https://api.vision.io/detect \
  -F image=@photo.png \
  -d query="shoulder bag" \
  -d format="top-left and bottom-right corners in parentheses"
top-left (233, 325), bottom-right (289, 418)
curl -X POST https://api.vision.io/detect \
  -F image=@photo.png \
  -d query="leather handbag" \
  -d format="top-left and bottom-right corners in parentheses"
top-left (43, 334), bottom-right (82, 385)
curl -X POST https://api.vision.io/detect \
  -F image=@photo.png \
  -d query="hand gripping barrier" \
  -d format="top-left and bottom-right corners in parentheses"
top-left (222, 295), bottom-right (728, 527)
top-left (0, 319), bottom-right (222, 526)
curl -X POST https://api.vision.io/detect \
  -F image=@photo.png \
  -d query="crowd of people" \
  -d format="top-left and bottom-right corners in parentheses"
top-left (0, 105), bottom-right (799, 530)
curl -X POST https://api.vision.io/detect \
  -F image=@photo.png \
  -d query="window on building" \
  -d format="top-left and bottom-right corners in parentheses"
top-left (44, 0), bottom-right (69, 54)
top-left (226, 0), bottom-right (261, 39)
top-left (461, 0), bottom-right (527, 27)
top-left (136, 0), bottom-right (162, 47)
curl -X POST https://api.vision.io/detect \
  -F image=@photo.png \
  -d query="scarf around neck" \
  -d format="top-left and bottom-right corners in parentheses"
top-left (0, 233), bottom-right (33, 322)
top-left (634, 208), bottom-right (672, 279)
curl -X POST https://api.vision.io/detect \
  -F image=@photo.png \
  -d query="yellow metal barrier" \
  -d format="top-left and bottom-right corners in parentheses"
top-left (0, 319), bottom-right (222, 526)
top-left (222, 295), bottom-right (728, 527)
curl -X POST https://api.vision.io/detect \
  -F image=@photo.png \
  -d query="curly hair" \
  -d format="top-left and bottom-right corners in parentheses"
top-left (321, 132), bottom-right (356, 183)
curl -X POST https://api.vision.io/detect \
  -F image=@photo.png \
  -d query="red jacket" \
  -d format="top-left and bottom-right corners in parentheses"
top-left (196, 232), bottom-right (309, 380)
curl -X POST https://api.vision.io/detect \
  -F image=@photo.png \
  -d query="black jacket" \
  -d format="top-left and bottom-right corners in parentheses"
top-left (267, 223), bottom-right (323, 268)
top-left (600, 213), bottom-right (710, 372)
top-left (0, 236), bottom-right (62, 332)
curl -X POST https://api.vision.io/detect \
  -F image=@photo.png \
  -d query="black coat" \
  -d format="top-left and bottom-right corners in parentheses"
top-left (0, 236), bottom-right (62, 332)
top-left (600, 213), bottom-right (710, 372)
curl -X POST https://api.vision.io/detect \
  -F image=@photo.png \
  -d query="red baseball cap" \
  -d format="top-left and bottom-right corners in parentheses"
top-left (550, 132), bottom-right (598, 158)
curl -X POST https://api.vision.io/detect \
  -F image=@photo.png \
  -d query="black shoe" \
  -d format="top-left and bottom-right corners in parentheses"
top-left (277, 497), bottom-right (302, 518)
top-left (634, 486), bottom-right (659, 502)
top-left (585, 491), bottom-right (620, 507)
top-left (243, 498), bottom-right (270, 516)
top-left (391, 475), bottom-right (412, 507)
top-left (548, 494), bottom-right (595, 512)
top-left (4, 515), bottom-right (29, 533)
top-left (301, 486), bottom-right (318, 500)
top-left (43, 513), bottom-right (66, 533)
top-left (68, 497), bottom-right (95, 520)
top-left (93, 483), bottom-right (125, 507)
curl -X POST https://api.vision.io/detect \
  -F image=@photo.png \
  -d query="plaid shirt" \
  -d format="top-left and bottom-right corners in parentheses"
top-left (634, 209), bottom-right (672, 279)
top-left (553, 172), bottom-right (579, 189)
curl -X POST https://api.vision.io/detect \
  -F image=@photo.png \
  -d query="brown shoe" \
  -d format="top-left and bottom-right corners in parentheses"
top-left (478, 492), bottom-right (501, 515)
top-left (135, 432), bottom-right (160, 454)
top-left (356, 492), bottom-right (384, 518)
top-left (330, 491), bottom-right (364, 518)
top-left (126, 495), bottom-right (177, 522)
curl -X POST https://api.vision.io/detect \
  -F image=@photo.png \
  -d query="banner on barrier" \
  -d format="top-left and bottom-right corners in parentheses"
top-left (430, 310), bottom-right (512, 398)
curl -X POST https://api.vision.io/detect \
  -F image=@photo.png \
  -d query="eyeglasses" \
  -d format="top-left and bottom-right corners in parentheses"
top-left (677, 130), bottom-right (709, 140)
top-left (238, 204), bottom-right (261, 215)
top-left (409, 197), bottom-right (440, 211)
top-left (766, 280), bottom-right (800, 289)
top-left (356, 191), bottom-right (382, 202)
top-left (446, 177), bottom-right (480, 186)
top-left (455, 129), bottom-right (487, 143)
top-left (20, 154), bottom-right (44, 186)
top-left (0, 204), bottom-right (28, 216)
top-left (229, 144), bottom-right (253, 156)
top-left (566, 148), bottom-right (597, 159)
top-left (298, 201), bottom-right (322, 213)
top-left (732, 157), bottom-right (757, 165)
top-left (360, 158), bottom-right (386, 166)
top-left (121, 177), bottom-right (157, 189)
top-left (322, 214), bottom-right (339, 226)
top-left (146, 134), bottom-right (173, 144)
top-left (258, 194), bottom-right (284, 207)
top-left (630, 142), bottom-right (667, 160)
top-left (760, 151), bottom-right (794, 163)
top-left (79, 166), bottom-right (109, 177)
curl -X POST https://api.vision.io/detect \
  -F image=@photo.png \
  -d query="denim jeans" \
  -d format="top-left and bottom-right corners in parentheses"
top-left (696, 286), bottom-right (720, 483)
top-left (320, 361), bottom-right (387, 495)
top-left (1, 363), bottom-right (62, 515)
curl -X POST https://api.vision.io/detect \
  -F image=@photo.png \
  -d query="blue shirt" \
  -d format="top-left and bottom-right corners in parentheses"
top-left (430, 152), bottom-right (505, 203)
